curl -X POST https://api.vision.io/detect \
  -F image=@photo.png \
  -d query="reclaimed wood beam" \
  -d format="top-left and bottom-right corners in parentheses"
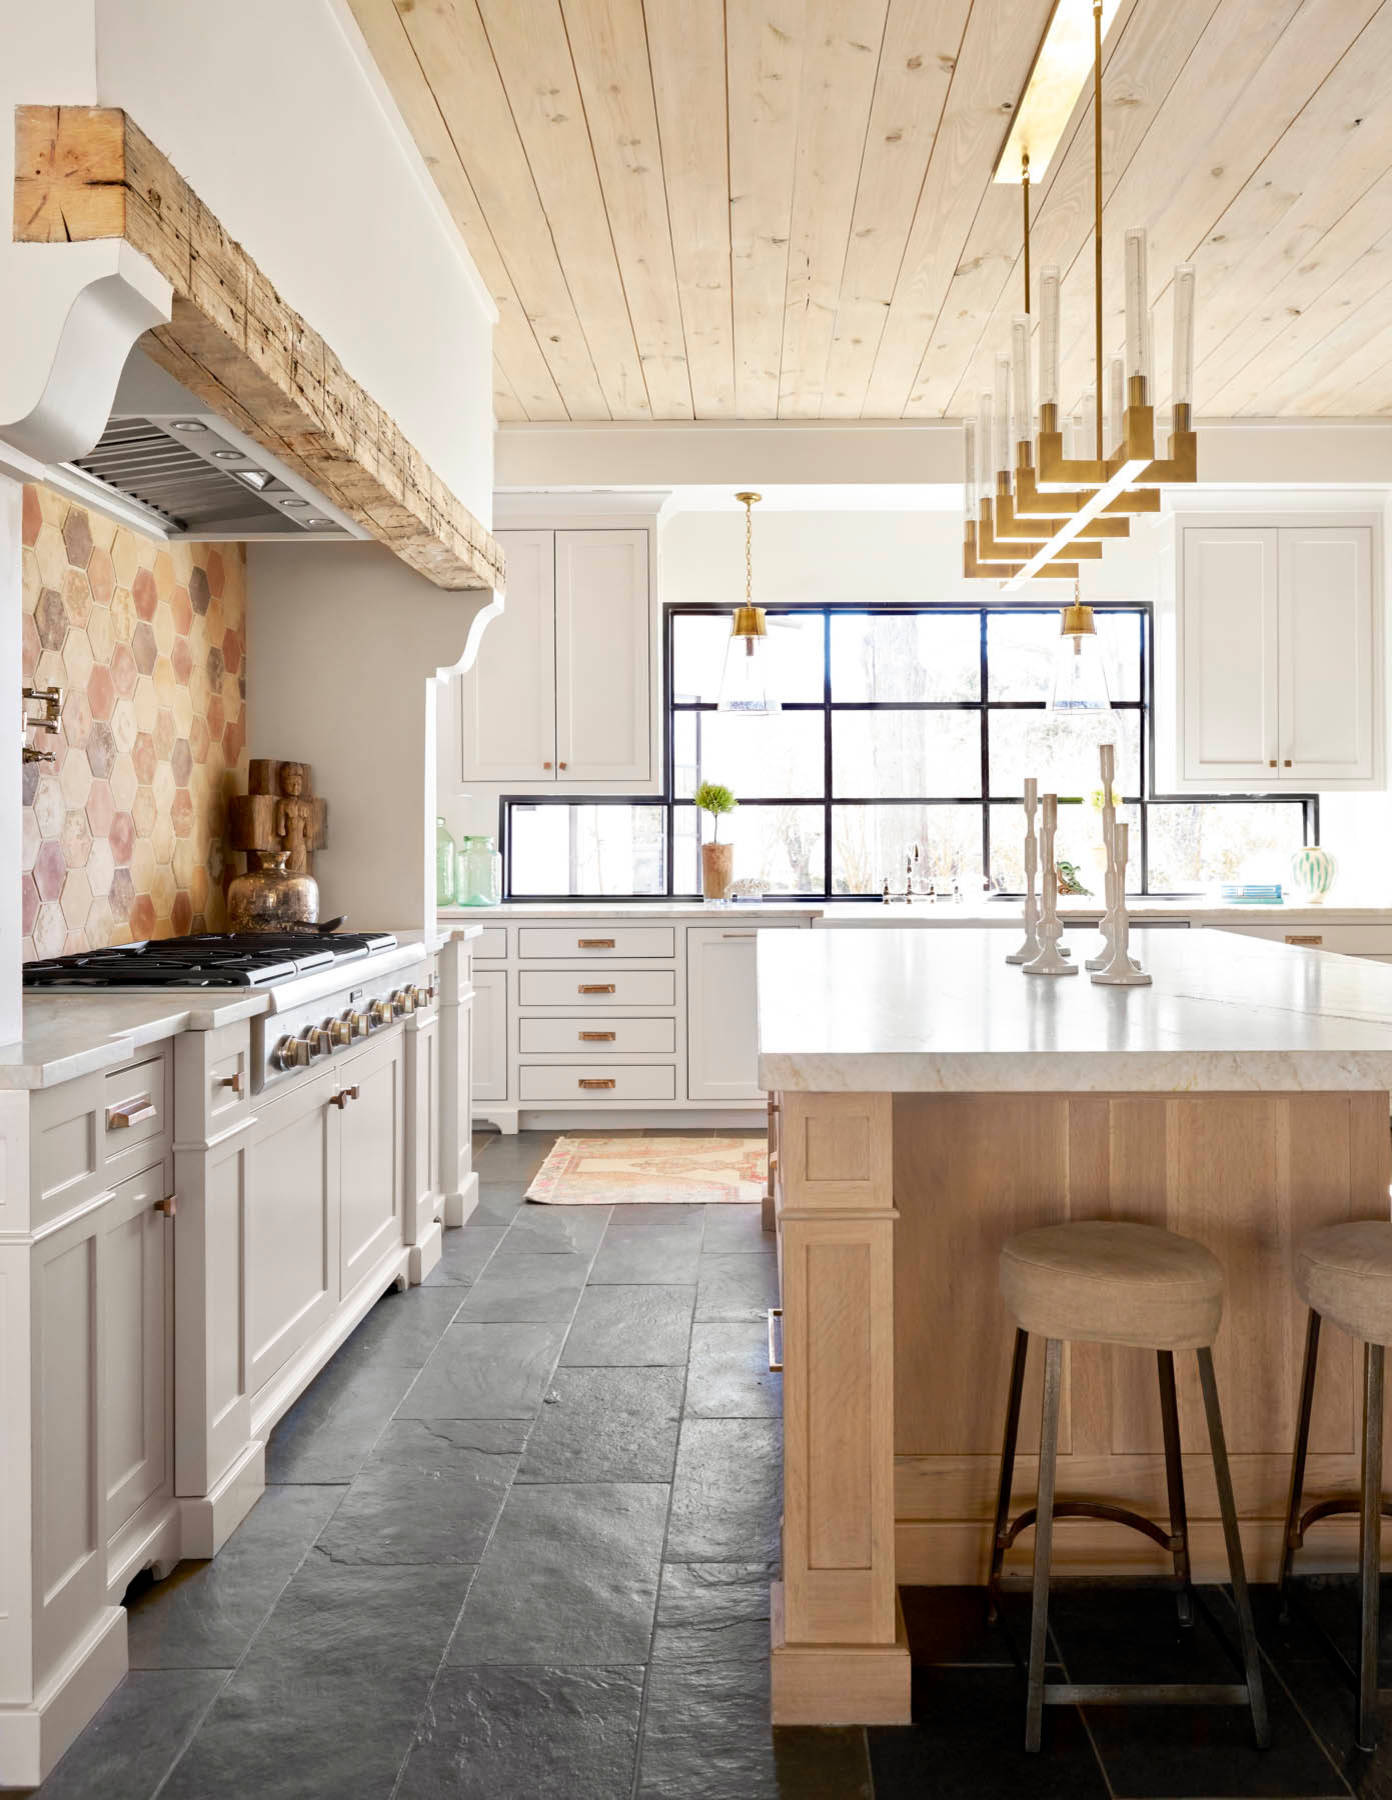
top-left (13, 105), bottom-right (503, 592)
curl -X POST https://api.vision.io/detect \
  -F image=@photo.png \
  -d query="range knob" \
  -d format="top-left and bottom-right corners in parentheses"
top-left (392, 989), bottom-right (414, 1016)
top-left (272, 1034), bottom-right (317, 1071)
top-left (369, 999), bottom-right (395, 1027)
top-left (342, 1009), bottom-right (369, 1039)
top-left (326, 1019), bottom-right (354, 1047)
top-left (307, 1024), bottom-right (336, 1057)
top-left (410, 985), bottom-right (433, 1009)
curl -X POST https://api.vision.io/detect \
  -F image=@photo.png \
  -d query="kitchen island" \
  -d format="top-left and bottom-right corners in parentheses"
top-left (758, 927), bottom-right (1392, 1725)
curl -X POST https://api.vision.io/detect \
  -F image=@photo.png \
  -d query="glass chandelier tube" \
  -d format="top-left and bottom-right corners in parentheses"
top-left (1011, 316), bottom-right (1033, 448)
top-left (994, 353), bottom-right (1012, 475)
top-left (1172, 263), bottom-right (1197, 407)
top-left (1124, 228), bottom-right (1150, 385)
top-left (1038, 267), bottom-right (1061, 410)
top-left (963, 417), bottom-right (977, 517)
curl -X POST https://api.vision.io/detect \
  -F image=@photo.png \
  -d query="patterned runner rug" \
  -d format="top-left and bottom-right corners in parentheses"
top-left (525, 1135), bottom-right (767, 1205)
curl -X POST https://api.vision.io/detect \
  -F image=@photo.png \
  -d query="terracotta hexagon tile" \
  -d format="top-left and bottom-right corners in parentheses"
top-left (62, 565), bottom-right (92, 629)
top-left (188, 665), bottom-right (211, 716)
top-left (205, 550), bottom-right (224, 597)
top-left (33, 773), bottom-right (64, 839)
top-left (35, 523), bottom-right (67, 589)
top-left (22, 485), bottom-right (41, 546)
top-left (223, 628), bottom-right (242, 675)
top-left (61, 868), bottom-right (93, 930)
top-left (86, 894), bottom-right (114, 947)
top-left (88, 546), bottom-right (115, 607)
top-left (190, 863), bottom-right (210, 912)
top-left (132, 732), bottom-right (157, 786)
top-left (87, 720), bottom-right (117, 782)
top-left (87, 602), bottom-right (115, 667)
top-left (153, 604), bottom-right (176, 657)
top-left (63, 930), bottom-right (86, 955)
top-left (108, 752), bottom-right (138, 813)
top-left (110, 641), bottom-right (138, 697)
top-left (131, 785), bottom-right (157, 838)
top-left (38, 489), bottom-right (68, 528)
top-left (189, 566), bottom-right (211, 616)
top-left (172, 685), bottom-right (194, 738)
top-left (61, 507), bottom-right (93, 570)
top-left (34, 839), bottom-right (66, 902)
top-left (22, 809), bottom-right (40, 871)
top-left (150, 864), bottom-right (177, 915)
top-left (153, 656), bottom-right (178, 709)
top-left (109, 866), bottom-right (135, 923)
top-left (130, 837), bottom-right (157, 894)
top-left (154, 708), bottom-right (178, 764)
top-left (154, 550), bottom-right (175, 600)
top-left (22, 612), bottom-right (40, 682)
top-left (205, 597), bottom-right (225, 645)
top-left (207, 694), bottom-right (225, 740)
top-left (152, 762), bottom-right (177, 814)
top-left (206, 643), bottom-right (225, 690)
top-left (133, 674), bottom-right (159, 735)
top-left (86, 780), bottom-right (115, 840)
top-left (88, 662), bottom-right (116, 723)
top-left (59, 750), bottom-right (92, 811)
top-left (111, 696), bottom-right (138, 757)
top-left (170, 585), bottom-right (192, 635)
top-left (87, 838), bottom-right (115, 898)
top-left (189, 716), bottom-right (210, 764)
top-left (62, 626), bottom-right (94, 692)
top-left (33, 901), bottom-right (66, 959)
top-left (172, 541), bottom-right (193, 585)
top-left (61, 808), bottom-right (92, 868)
top-left (35, 646), bottom-right (65, 689)
top-left (171, 836), bottom-right (198, 887)
top-left (60, 686), bottom-right (92, 751)
top-left (170, 891), bottom-right (193, 935)
top-left (36, 589), bottom-right (67, 651)
top-left (110, 586), bottom-right (137, 642)
top-left (128, 893), bottom-right (156, 939)
top-left (131, 619), bottom-right (158, 675)
top-left (151, 814), bottom-right (176, 867)
top-left (223, 716), bottom-right (246, 765)
top-left (170, 636), bottom-right (193, 685)
top-left (21, 873), bottom-right (39, 937)
top-left (112, 532), bottom-right (140, 590)
top-left (108, 810), bottom-right (136, 866)
top-left (170, 787), bottom-right (194, 839)
top-left (170, 738), bottom-right (193, 787)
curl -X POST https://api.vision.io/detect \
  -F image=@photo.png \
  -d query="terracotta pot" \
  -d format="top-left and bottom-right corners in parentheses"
top-left (701, 841), bottom-right (734, 902)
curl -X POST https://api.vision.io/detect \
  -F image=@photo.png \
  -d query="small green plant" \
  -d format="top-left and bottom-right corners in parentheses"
top-left (694, 782), bottom-right (738, 842)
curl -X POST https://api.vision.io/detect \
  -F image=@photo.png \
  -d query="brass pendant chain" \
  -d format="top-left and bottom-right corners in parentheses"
top-left (745, 496), bottom-right (753, 604)
top-left (1022, 150), bottom-right (1031, 314)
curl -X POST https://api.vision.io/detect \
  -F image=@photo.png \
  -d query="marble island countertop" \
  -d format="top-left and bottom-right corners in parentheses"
top-left (440, 897), bottom-right (1392, 926)
top-left (756, 926), bottom-right (1392, 1095)
top-left (0, 990), bottom-right (273, 1090)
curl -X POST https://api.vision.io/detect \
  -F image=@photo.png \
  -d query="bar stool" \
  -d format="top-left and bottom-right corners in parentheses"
top-left (990, 1220), bottom-right (1270, 1753)
top-left (1280, 1220), bottom-right (1392, 1751)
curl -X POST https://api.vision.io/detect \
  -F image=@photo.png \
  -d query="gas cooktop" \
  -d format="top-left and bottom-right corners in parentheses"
top-left (23, 931), bottom-right (398, 989)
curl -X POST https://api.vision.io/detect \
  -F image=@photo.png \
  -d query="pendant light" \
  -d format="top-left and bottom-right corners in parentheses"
top-left (717, 492), bottom-right (780, 714)
top-left (1048, 585), bottom-right (1113, 714)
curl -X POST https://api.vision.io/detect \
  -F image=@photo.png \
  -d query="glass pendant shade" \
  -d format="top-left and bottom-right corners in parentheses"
top-left (717, 613), bottom-right (779, 713)
top-left (1048, 605), bottom-right (1113, 715)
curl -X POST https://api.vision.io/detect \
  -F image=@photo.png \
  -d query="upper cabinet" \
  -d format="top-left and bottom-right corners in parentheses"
top-left (1178, 522), bottom-right (1379, 791)
top-left (460, 527), bottom-right (651, 786)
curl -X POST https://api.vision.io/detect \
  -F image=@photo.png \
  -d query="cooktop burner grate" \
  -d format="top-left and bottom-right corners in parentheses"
top-left (23, 931), bottom-right (398, 989)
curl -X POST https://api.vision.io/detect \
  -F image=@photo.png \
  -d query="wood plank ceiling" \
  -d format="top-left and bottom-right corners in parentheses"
top-left (351, 0), bottom-right (1392, 421)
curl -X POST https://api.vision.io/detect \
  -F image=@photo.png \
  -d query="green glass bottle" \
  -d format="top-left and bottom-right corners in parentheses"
top-left (435, 817), bottom-right (458, 908)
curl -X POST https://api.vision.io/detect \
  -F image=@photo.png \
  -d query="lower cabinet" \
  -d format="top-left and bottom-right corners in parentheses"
top-left (473, 968), bottom-right (507, 1101)
top-left (100, 1160), bottom-right (173, 1547)
top-left (339, 1029), bottom-right (405, 1298)
top-left (686, 925), bottom-right (764, 1102)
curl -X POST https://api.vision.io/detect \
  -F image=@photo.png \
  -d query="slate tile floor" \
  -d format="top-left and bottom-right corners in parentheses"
top-left (24, 1129), bottom-right (1392, 1799)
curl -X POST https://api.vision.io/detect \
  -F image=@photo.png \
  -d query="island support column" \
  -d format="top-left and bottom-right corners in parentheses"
top-left (771, 1091), bottom-right (911, 1724)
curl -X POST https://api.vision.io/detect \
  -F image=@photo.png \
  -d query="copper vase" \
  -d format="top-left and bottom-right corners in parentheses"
top-left (227, 851), bottom-right (320, 931)
top-left (701, 841), bottom-right (734, 903)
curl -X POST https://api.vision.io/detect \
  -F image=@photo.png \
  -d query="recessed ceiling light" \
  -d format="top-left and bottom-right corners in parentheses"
top-left (171, 420), bottom-right (208, 432)
top-left (304, 519), bottom-right (329, 528)
top-left (235, 468), bottom-right (273, 491)
top-left (211, 449), bottom-right (244, 462)
top-left (280, 497), bottom-right (309, 508)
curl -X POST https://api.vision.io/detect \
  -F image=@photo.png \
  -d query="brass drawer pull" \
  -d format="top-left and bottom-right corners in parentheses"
top-left (579, 983), bottom-right (616, 994)
top-left (218, 1072), bottom-right (244, 1095)
top-left (107, 1098), bottom-right (156, 1129)
top-left (1285, 935), bottom-right (1323, 947)
top-left (722, 931), bottom-right (757, 939)
top-left (767, 1307), bottom-right (783, 1374)
top-left (578, 938), bottom-right (616, 949)
top-left (330, 1085), bottom-right (360, 1109)
top-left (578, 1077), bottom-right (616, 1090)
top-left (580, 1030), bottom-right (616, 1041)
top-left (154, 1193), bottom-right (177, 1217)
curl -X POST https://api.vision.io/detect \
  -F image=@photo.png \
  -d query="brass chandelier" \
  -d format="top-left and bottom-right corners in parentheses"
top-left (963, 0), bottom-right (1199, 593)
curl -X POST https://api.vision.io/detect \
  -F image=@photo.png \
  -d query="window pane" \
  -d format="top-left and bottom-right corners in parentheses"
top-left (990, 800), bottom-right (1141, 895)
top-left (671, 610), bottom-right (824, 704)
top-left (986, 609), bottom-right (1138, 703)
top-left (673, 709), bottom-right (824, 799)
top-left (1146, 803), bottom-right (1307, 892)
top-left (674, 803), bottom-right (825, 896)
top-left (988, 709), bottom-right (1140, 799)
top-left (830, 612), bottom-right (980, 701)
top-left (831, 805), bottom-right (984, 896)
top-left (509, 804), bottom-right (667, 895)
top-left (833, 710), bottom-right (981, 798)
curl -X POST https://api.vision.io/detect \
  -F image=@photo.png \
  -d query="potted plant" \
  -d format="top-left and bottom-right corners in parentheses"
top-left (695, 782), bottom-right (738, 902)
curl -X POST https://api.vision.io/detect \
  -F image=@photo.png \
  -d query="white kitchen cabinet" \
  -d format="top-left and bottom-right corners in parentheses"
top-left (339, 1029), bottom-right (405, 1301)
top-left (1178, 521), bottom-right (1379, 790)
top-left (459, 528), bottom-right (650, 785)
top-left (472, 967), bottom-right (508, 1103)
top-left (99, 1160), bottom-right (173, 1549)
top-left (686, 925), bottom-right (764, 1101)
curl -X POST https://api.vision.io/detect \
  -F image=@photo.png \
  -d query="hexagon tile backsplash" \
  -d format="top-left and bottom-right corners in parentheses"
top-left (21, 483), bottom-right (248, 960)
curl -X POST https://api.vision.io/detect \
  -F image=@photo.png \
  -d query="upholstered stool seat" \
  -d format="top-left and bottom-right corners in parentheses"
top-left (1294, 1221), bottom-right (1392, 1344)
top-left (1000, 1221), bottom-right (1224, 1350)
top-left (991, 1218), bottom-right (1268, 1754)
top-left (1281, 1219), bottom-right (1392, 1749)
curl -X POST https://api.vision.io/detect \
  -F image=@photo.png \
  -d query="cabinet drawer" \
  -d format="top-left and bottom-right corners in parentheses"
top-left (1212, 923), bottom-right (1392, 957)
top-left (519, 1016), bottom-right (677, 1054)
top-left (518, 969), bottom-right (676, 1008)
top-left (518, 1063), bottom-right (677, 1102)
top-left (103, 1053), bottom-right (169, 1158)
top-left (518, 925), bottom-right (676, 959)
top-left (474, 926), bottom-right (507, 960)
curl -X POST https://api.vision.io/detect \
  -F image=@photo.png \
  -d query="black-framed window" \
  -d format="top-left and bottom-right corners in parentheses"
top-left (500, 604), bottom-right (1316, 901)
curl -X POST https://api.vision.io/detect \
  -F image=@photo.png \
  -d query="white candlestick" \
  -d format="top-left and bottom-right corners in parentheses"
top-left (1006, 779), bottom-right (1041, 965)
top-left (1024, 795), bottom-right (1078, 977)
top-left (1086, 743), bottom-right (1117, 972)
top-left (1092, 821), bottom-right (1151, 985)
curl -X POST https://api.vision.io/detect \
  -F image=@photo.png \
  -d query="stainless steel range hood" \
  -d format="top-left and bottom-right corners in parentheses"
top-left (42, 349), bottom-right (367, 543)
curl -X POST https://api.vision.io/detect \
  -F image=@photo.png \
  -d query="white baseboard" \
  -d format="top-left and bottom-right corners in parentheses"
top-left (408, 1220), bottom-right (443, 1283)
top-left (178, 1437), bottom-right (266, 1559)
top-left (0, 1605), bottom-right (127, 1789)
top-left (443, 1170), bottom-right (479, 1228)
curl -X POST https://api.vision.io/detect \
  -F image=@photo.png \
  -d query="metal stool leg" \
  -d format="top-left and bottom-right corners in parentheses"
top-left (1278, 1309), bottom-right (1320, 1621)
top-left (1357, 1341), bottom-right (1384, 1752)
top-left (1197, 1346), bottom-right (1271, 1749)
top-left (1025, 1337), bottom-right (1063, 1754)
top-left (1157, 1350), bottom-right (1194, 1627)
top-left (988, 1327), bottom-right (1029, 1623)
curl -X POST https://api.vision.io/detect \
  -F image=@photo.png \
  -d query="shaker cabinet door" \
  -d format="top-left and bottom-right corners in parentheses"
top-left (339, 1033), bottom-right (405, 1299)
top-left (554, 529), bottom-right (650, 782)
top-left (686, 926), bottom-right (763, 1102)
top-left (472, 968), bottom-right (508, 1103)
top-left (1180, 527), bottom-right (1279, 784)
top-left (100, 1160), bottom-right (172, 1544)
top-left (1279, 526), bottom-right (1374, 783)
top-left (459, 529), bottom-right (557, 782)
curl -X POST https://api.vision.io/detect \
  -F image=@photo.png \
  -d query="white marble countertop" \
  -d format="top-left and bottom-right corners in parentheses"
top-left (757, 926), bottom-right (1392, 1094)
top-left (437, 902), bottom-right (817, 919)
top-left (440, 898), bottom-right (1392, 927)
top-left (0, 990), bottom-right (272, 1090)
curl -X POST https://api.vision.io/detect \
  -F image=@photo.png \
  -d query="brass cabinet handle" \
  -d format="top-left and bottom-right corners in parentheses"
top-left (542, 760), bottom-right (553, 770)
top-left (1285, 935), bottom-right (1323, 947)
top-left (1269, 759), bottom-right (1277, 768)
top-left (578, 938), bottom-right (616, 949)
top-left (578, 983), bottom-right (616, 994)
top-left (107, 1098), bottom-right (156, 1129)
top-left (580, 1030), bottom-right (615, 1041)
top-left (154, 1193), bottom-right (177, 1217)
top-left (578, 1078), bottom-right (616, 1089)
top-left (1284, 759), bottom-right (1292, 768)
top-left (767, 1307), bottom-right (783, 1373)
top-left (558, 761), bottom-right (568, 771)
top-left (330, 1085), bottom-right (360, 1109)
top-left (218, 1071), bottom-right (244, 1095)
top-left (722, 931), bottom-right (757, 939)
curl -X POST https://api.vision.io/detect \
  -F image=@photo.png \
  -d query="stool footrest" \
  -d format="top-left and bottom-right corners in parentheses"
top-left (1043, 1682), bottom-right (1252, 1708)
top-left (1001, 1499), bottom-right (1178, 1556)
top-left (1293, 1494), bottom-right (1392, 1548)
